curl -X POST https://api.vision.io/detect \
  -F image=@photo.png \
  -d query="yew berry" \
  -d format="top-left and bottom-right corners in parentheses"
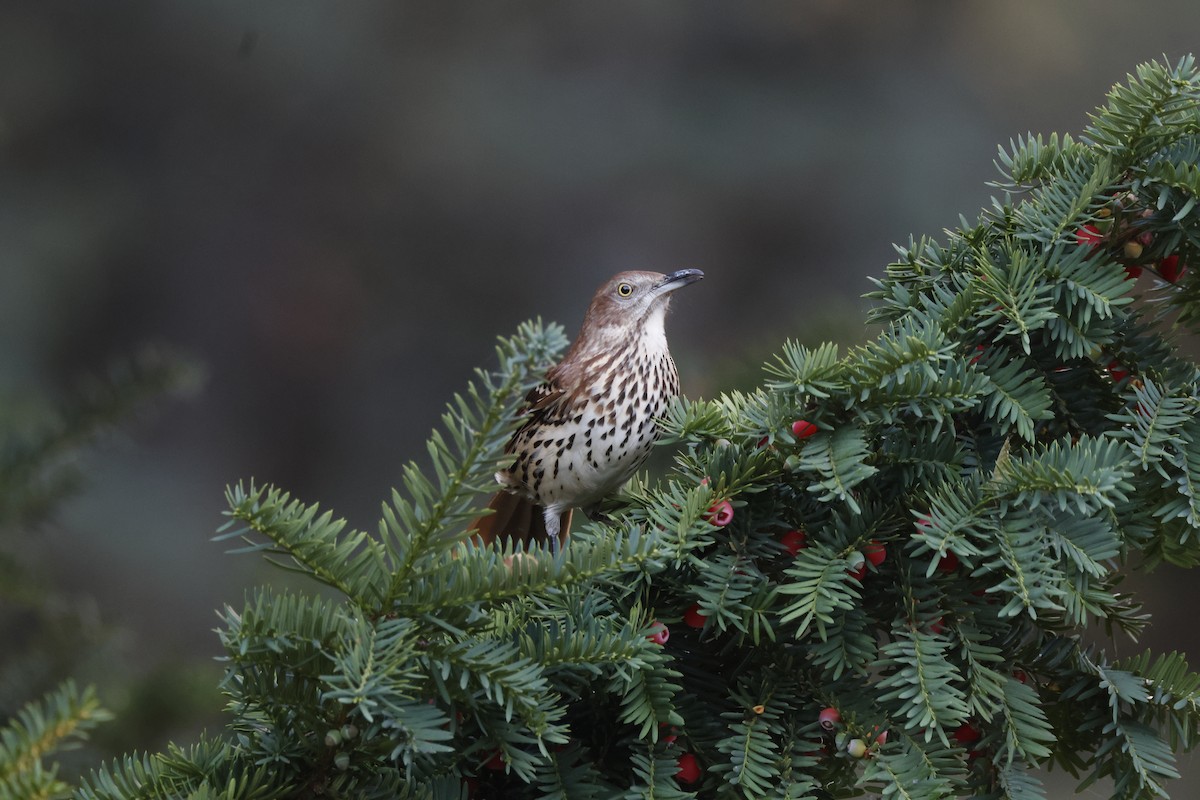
top-left (929, 616), bottom-right (945, 635)
top-left (818, 706), bottom-right (841, 730)
top-left (1107, 360), bottom-right (1129, 382)
top-left (792, 419), bottom-right (818, 439)
top-left (1126, 264), bottom-right (1144, 280)
top-left (875, 729), bottom-right (889, 746)
top-left (1076, 224), bottom-right (1105, 251)
top-left (1160, 254), bottom-right (1186, 283)
top-left (706, 500), bottom-right (734, 527)
top-left (1123, 240), bottom-right (1144, 260)
top-left (953, 722), bottom-right (982, 746)
top-left (846, 738), bottom-right (868, 758)
top-left (780, 529), bottom-right (808, 556)
top-left (1013, 669), bottom-right (1029, 684)
top-left (864, 541), bottom-right (887, 566)
top-left (648, 622), bottom-right (670, 645)
top-left (484, 750), bottom-right (505, 771)
top-left (660, 723), bottom-right (678, 744)
top-left (847, 552), bottom-right (868, 582)
top-left (935, 551), bottom-right (960, 574)
top-left (676, 752), bottom-right (702, 784)
top-left (683, 603), bottom-right (707, 628)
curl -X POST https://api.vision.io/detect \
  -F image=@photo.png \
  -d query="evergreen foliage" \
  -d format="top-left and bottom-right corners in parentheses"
top-left (10, 56), bottom-right (1199, 798)
top-left (0, 682), bottom-right (111, 800)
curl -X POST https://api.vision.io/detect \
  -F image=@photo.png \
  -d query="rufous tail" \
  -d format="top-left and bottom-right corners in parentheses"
top-left (469, 491), bottom-right (571, 549)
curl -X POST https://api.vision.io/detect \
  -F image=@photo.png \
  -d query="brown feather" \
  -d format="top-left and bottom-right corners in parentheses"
top-left (469, 490), bottom-right (572, 548)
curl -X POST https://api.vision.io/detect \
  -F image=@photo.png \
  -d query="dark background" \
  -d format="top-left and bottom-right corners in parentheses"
top-left (3, 1), bottom-right (1200, 791)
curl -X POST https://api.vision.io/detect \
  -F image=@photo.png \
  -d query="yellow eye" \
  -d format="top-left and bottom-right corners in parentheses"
top-left (617, 282), bottom-right (634, 297)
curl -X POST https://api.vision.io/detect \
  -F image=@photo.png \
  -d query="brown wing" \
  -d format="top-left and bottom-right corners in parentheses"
top-left (504, 373), bottom-right (571, 454)
top-left (469, 486), bottom-right (572, 547)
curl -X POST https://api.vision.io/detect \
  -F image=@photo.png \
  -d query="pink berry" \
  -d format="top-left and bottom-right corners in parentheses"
top-left (676, 752), bottom-right (702, 784)
top-left (1160, 254), bottom-right (1186, 283)
top-left (706, 500), bottom-right (734, 527)
top-left (648, 622), bottom-right (670, 645)
top-left (780, 529), bottom-right (807, 556)
top-left (875, 729), bottom-right (889, 746)
top-left (818, 706), bottom-right (841, 730)
top-left (864, 541), bottom-right (886, 566)
top-left (792, 419), bottom-right (818, 439)
top-left (683, 603), bottom-right (707, 628)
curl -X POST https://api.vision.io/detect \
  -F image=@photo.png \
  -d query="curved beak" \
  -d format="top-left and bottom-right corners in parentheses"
top-left (653, 269), bottom-right (704, 294)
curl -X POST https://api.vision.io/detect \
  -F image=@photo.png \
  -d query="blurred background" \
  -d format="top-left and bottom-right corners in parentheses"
top-left (3, 0), bottom-right (1200, 790)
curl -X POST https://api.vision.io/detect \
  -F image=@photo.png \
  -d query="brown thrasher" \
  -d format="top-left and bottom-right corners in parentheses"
top-left (471, 269), bottom-right (703, 549)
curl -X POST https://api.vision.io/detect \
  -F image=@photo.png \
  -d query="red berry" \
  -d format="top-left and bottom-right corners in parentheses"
top-left (1125, 264), bottom-right (1144, 280)
top-left (1160, 254), bottom-right (1186, 283)
top-left (1013, 669), bottom-right (1029, 684)
top-left (864, 541), bottom-right (887, 566)
top-left (780, 529), bottom-right (807, 556)
top-left (756, 435), bottom-right (770, 448)
top-left (929, 616), bottom-right (945, 635)
top-left (848, 560), bottom-right (867, 582)
top-left (953, 722), bottom-right (982, 746)
top-left (676, 752), bottom-right (702, 784)
top-left (934, 552), bottom-right (960, 574)
top-left (683, 603), bottom-right (707, 628)
top-left (914, 517), bottom-right (931, 535)
top-left (648, 622), bottom-right (670, 645)
top-left (875, 729), bottom-right (889, 746)
top-left (1107, 360), bottom-right (1129, 382)
top-left (660, 723), bottom-right (678, 744)
top-left (818, 706), bottom-right (841, 730)
top-left (791, 419), bottom-right (818, 439)
top-left (484, 750), bottom-right (505, 770)
top-left (706, 500), bottom-right (734, 527)
top-left (1075, 224), bottom-right (1105, 251)
top-left (970, 345), bottom-right (985, 365)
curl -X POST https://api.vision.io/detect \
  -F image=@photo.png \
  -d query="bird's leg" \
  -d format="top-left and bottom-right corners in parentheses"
top-left (542, 505), bottom-right (563, 554)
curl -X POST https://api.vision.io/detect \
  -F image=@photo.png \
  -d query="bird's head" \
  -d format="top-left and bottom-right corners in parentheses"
top-left (578, 269), bottom-right (704, 347)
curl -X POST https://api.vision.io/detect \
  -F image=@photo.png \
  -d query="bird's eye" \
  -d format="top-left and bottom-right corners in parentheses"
top-left (617, 282), bottom-right (634, 297)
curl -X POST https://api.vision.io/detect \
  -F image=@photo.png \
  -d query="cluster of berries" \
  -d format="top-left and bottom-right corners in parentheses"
top-left (1075, 192), bottom-right (1186, 283)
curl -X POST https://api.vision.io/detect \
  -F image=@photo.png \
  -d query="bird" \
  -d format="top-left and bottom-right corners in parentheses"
top-left (471, 269), bottom-right (704, 550)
